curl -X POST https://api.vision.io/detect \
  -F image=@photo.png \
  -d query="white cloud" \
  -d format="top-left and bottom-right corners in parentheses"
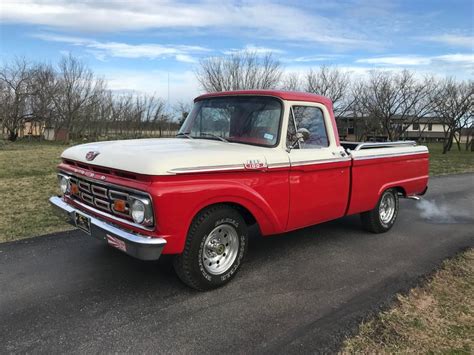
top-left (356, 56), bottom-right (431, 66)
top-left (2, 0), bottom-right (374, 50)
top-left (292, 55), bottom-right (343, 63)
top-left (434, 54), bottom-right (474, 64)
top-left (32, 33), bottom-right (208, 62)
top-left (356, 54), bottom-right (474, 68)
top-left (100, 68), bottom-right (201, 104)
top-left (421, 34), bottom-right (474, 49)
top-left (223, 45), bottom-right (285, 55)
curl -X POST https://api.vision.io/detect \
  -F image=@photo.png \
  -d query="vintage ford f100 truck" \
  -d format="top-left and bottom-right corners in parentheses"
top-left (50, 90), bottom-right (429, 290)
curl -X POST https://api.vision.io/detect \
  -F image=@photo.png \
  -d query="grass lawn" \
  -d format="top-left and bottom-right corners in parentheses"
top-left (0, 141), bottom-right (73, 242)
top-left (427, 143), bottom-right (474, 176)
top-left (343, 249), bottom-right (474, 353)
top-left (0, 140), bottom-right (472, 243)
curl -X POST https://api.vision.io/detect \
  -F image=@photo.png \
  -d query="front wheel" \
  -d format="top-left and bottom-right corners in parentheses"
top-left (173, 205), bottom-right (248, 291)
top-left (360, 188), bottom-right (399, 233)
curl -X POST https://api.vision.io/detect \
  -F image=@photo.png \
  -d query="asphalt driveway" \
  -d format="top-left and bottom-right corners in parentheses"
top-left (1, 173), bottom-right (473, 353)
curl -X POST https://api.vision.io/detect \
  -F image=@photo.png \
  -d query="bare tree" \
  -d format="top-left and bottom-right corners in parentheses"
top-left (196, 51), bottom-right (283, 92)
top-left (52, 55), bottom-right (106, 141)
top-left (358, 70), bottom-right (436, 141)
top-left (30, 63), bottom-right (57, 134)
top-left (0, 58), bottom-right (36, 141)
top-left (431, 78), bottom-right (473, 154)
top-left (305, 66), bottom-right (352, 118)
top-left (174, 100), bottom-right (193, 126)
top-left (281, 72), bottom-right (302, 91)
top-left (345, 82), bottom-right (379, 141)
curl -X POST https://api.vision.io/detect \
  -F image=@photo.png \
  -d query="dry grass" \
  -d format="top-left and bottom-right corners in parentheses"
top-left (0, 141), bottom-right (73, 242)
top-left (343, 249), bottom-right (474, 353)
top-left (428, 143), bottom-right (474, 176)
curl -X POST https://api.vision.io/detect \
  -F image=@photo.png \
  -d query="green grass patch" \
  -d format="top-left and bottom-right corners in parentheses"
top-left (0, 141), bottom-right (73, 242)
top-left (342, 249), bottom-right (474, 353)
top-left (427, 143), bottom-right (474, 176)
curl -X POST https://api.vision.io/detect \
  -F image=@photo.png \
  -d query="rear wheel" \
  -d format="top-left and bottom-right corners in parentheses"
top-left (173, 205), bottom-right (248, 291)
top-left (360, 188), bottom-right (399, 233)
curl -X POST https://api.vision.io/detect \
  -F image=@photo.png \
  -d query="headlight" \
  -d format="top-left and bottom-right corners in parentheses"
top-left (58, 175), bottom-right (69, 195)
top-left (130, 197), bottom-right (153, 226)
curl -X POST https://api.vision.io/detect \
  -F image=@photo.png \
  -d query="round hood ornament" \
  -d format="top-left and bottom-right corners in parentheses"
top-left (85, 151), bottom-right (100, 161)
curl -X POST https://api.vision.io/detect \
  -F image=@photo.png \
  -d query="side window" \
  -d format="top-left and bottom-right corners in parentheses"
top-left (292, 106), bottom-right (329, 149)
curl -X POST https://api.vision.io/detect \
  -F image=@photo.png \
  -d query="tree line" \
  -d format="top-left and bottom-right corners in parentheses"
top-left (0, 55), bottom-right (182, 143)
top-left (197, 52), bottom-right (473, 153)
top-left (1, 52), bottom-right (472, 153)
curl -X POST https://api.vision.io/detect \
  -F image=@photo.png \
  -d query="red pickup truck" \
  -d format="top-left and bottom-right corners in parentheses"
top-left (50, 90), bottom-right (429, 290)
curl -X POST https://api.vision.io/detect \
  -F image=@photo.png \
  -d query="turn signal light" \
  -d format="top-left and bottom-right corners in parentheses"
top-left (113, 199), bottom-right (127, 212)
top-left (70, 183), bottom-right (79, 195)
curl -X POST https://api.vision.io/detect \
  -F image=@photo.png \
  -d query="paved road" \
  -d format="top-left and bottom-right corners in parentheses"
top-left (1, 174), bottom-right (473, 353)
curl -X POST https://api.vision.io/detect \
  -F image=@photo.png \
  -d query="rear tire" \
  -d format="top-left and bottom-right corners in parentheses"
top-left (360, 188), bottom-right (399, 233)
top-left (173, 205), bottom-right (248, 291)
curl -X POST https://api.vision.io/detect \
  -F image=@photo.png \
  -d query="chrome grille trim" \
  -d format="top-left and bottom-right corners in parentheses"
top-left (81, 192), bottom-right (94, 205)
top-left (62, 172), bottom-right (153, 227)
top-left (60, 170), bottom-right (154, 230)
top-left (92, 185), bottom-right (108, 198)
top-left (94, 198), bottom-right (111, 211)
top-left (78, 181), bottom-right (91, 193)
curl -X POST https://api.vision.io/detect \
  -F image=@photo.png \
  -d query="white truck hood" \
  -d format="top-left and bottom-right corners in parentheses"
top-left (61, 138), bottom-right (287, 175)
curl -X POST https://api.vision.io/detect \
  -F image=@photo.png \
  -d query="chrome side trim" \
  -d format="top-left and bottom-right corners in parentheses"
top-left (267, 162), bottom-right (291, 169)
top-left (290, 157), bottom-right (352, 167)
top-left (169, 158), bottom-right (352, 172)
top-left (168, 164), bottom-right (245, 174)
top-left (353, 150), bottom-right (428, 161)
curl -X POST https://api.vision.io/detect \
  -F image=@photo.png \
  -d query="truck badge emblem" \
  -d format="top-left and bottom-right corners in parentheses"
top-left (86, 151), bottom-right (100, 161)
top-left (244, 159), bottom-right (267, 170)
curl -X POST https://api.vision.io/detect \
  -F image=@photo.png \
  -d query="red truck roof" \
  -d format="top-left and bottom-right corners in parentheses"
top-left (195, 90), bottom-right (333, 108)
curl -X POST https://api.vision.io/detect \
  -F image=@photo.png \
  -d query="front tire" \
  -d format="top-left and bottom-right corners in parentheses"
top-left (360, 188), bottom-right (399, 233)
top-left (173, 205), bottom-right (248, 291)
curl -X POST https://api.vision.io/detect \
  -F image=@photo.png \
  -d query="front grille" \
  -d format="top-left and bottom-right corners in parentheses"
top-left (68, 175), bottom-right (134, 221)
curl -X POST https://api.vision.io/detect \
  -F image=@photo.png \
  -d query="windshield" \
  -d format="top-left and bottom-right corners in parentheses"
top-left (178, 96), bottom-right (282, 147)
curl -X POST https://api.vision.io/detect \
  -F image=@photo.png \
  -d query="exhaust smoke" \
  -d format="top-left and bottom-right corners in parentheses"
top-left (416, 198), bottom-right (473, 224)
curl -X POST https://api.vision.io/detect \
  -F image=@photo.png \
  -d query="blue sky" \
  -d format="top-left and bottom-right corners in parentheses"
top-left (0, 0), bottom-right (472, 103)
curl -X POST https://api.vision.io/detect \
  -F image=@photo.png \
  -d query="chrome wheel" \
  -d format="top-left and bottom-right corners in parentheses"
top-left (379, 192), bottom-right (396, 224)
top-left (202, 224), bottom-right (239, 275)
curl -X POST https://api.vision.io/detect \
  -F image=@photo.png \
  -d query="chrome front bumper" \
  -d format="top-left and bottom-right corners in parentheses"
top-left (49, 196), bottom-right (166, 261)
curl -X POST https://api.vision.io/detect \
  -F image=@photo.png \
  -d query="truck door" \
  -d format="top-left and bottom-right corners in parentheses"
top-left (286, 102), bottom-right (351, 230)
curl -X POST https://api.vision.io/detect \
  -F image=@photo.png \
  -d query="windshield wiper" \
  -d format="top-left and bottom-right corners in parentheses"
top-left (199, 133), bottom-right (229, 143)
top-left (176, 132), bottom-right (193, 139)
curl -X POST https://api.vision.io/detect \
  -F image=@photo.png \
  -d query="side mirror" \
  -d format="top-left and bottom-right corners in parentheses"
top-left (296, 128), bottom-right (310, 142)
top-left (289, 128), bottom-right (310, 150)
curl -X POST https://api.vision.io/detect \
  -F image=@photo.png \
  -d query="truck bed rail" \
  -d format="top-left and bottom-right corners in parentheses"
top-left (342, 141), bottom-right (417, 151)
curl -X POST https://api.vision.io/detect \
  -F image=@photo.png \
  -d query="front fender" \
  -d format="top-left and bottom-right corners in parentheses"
top-left (151, 172), bottom-right (289, 254)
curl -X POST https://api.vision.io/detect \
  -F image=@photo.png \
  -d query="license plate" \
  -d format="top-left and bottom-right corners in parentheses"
top-left (75, 211), bottom-right (91, 234)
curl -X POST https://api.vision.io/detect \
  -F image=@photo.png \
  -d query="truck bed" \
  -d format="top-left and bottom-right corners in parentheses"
top-left (342, 140), bottom-right (429, 215)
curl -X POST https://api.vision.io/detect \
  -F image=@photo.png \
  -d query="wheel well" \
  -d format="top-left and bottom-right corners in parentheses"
top-left (393, 186), bottom-right (407, 197)
top-left (224, 202), bottom-right (258, 227)
top-left (196, 202), bottom-right (258, 227)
